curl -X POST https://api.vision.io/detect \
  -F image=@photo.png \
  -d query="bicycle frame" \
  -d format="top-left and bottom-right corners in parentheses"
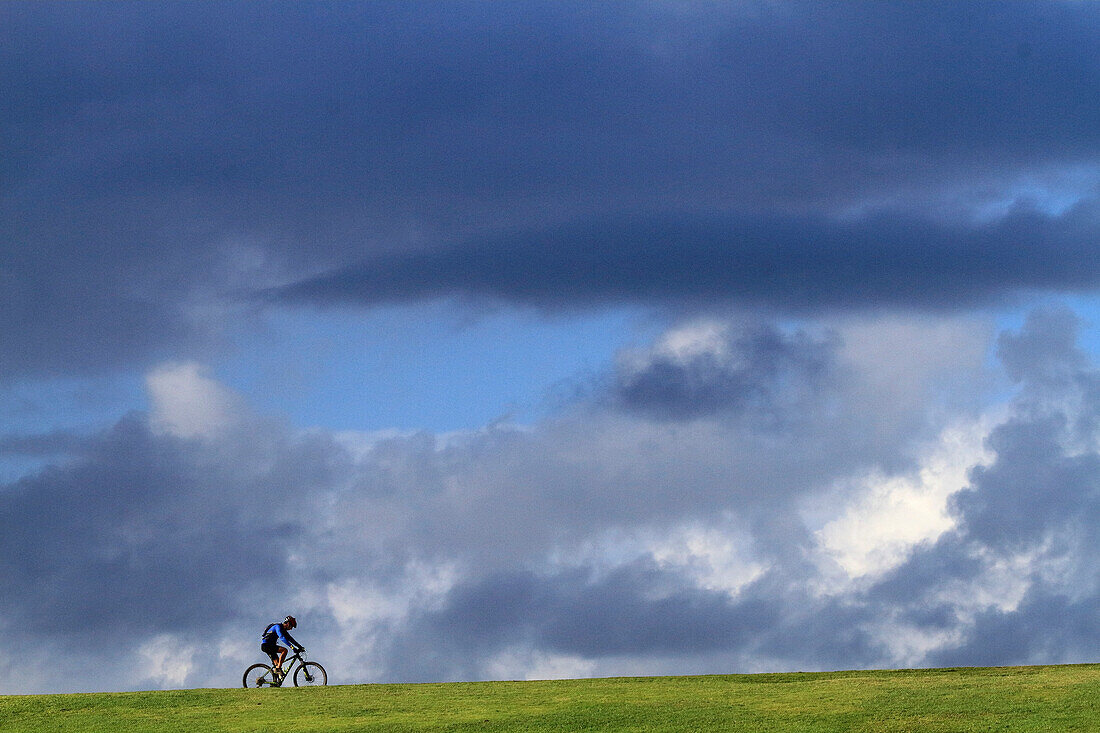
top-left (274, 651), bottom-right (306, 680)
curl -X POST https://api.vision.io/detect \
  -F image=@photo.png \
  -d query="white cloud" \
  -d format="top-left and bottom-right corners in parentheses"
top-left (137, 634), bottom-right (194, 688)
top-left (935, 547), bottom-right (1044, 620)
top-left (648, 522), bottom-right (766, 597)
top-left (636, 319), bottom-right (733, 365)
top-left (483, 648), bottom-right (598, 681)
top-left (868, 615), bottom-right (966, 669)
top-left (310, 562), bottom-right (461, 680)
top-left (816, 419), bottom-right (995, 580)
top-left (325, 562), bottom-right (459, 631)
top-left (548, 518), bottom-right (765, 598)
top-left (835, 314), bottom-right (991, 421)
top-left (146, 362), bottom-right (248, 439)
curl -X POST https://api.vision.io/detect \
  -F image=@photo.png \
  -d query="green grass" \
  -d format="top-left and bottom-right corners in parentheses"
top-left (4, 665), bottom-right (1100, 732)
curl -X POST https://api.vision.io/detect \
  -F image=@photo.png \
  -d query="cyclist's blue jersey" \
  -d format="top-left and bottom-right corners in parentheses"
top-left (261, 622), bottom-right (299, 649)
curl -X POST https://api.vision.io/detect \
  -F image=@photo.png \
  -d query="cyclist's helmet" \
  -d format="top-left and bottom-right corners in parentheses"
top-left (284, 615), bottom-right (297, 627)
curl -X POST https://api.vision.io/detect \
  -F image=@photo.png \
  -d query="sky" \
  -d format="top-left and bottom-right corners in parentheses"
top-left (4, 0), bottom-right (1100, 694)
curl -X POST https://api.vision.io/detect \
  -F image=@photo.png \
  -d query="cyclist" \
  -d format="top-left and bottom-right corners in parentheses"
top-left (261, 615), bottom-right (303, 677)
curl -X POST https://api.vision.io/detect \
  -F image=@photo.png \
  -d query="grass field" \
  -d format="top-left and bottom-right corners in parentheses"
top-left (4, 665), bottom-right (1100, 732)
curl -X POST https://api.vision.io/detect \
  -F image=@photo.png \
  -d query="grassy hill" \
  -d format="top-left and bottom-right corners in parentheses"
top-left (3, 665), bottom-right (1100, 732)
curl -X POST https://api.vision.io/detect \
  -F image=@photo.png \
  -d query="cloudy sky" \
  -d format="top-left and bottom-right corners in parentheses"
top-left (4, 1), bottom-right (1100, 694)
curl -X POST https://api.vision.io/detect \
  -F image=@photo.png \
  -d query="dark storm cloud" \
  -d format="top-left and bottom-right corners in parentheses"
top-left (406, 564), bottom-right (779, 662)
top-left (5, 1), bottom-right (1100, 378)
top-left (395, 561), bottom-right (885, 680)
top-left (951, 310), bottom-right (1100, 555)
top-left (0, 417), bottom-right (284, 638)
top-left (862, 309), bottom-right (1100, 667)
top-left (611, 322), bottom-right (835, 420)
top-left (7, 2), bottom-right (1100, 191)
top-left (952, 416), bottom-right (1100, 553)
top-left (928, 590), bottom-right (1100, 668)
top-left (997, 306), bottom-right (1090, 388)
top-left (0, 429), bottom-right (87, 457)
top-left (730, 2), bottom-right (1100, 159)
top-left (0, 406), bottom-right (359, 659)
top-left (270, 205), bottom-right (1100, 313)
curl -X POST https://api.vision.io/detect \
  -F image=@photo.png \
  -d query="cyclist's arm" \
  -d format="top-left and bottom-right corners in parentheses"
top-left (278, 625), bottom-right (303, 651)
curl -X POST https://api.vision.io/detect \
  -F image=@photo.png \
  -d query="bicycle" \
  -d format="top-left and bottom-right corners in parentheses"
top-left (243, 649), bottom-right (328, 688)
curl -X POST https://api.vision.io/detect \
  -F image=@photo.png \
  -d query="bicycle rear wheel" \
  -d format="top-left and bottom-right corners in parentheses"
top-left (243, 663), bottom-right (277, 688)
top-left (294, 661), bottom-right (327, 686)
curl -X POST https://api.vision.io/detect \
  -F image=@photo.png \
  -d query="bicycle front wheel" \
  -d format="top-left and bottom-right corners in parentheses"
top-left (243, 663), bottom-right (276, 688)
top-left (294, 661), bottom-right (327, 687)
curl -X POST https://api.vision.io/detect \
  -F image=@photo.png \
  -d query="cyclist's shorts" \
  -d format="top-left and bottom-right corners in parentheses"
top-left (261, 640), bottom-right (280, 659)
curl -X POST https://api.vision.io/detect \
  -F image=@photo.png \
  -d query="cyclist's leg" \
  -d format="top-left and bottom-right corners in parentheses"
top-left (274, 645), bottom-right (288, 673)
top-left (261, 640), bottom-right (282, 671)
